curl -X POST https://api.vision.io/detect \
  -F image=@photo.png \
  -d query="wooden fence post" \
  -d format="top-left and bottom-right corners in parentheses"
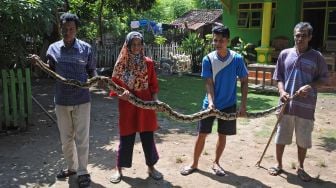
top-left (0, 76), bottom-right (2, 130)
top-left (25, 68), bottom-right (32, 125)
top-left (17, 69), bottom-right (25, 129)
top-left (0, 68), bottom-right (32, 131)
top-left (9, 70), bottom-right (18, 128)
top-left (2, 70), bottom-right (10, 128)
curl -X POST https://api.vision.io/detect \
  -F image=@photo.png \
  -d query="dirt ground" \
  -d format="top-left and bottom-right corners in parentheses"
top-left (0, 78), bottom-right (335, 188)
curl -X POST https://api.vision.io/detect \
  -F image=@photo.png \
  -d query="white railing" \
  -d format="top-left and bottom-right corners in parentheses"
top-left (93, 42), bottom-right (183, 68)
top-left (93, 44), bottom-right (122, 68)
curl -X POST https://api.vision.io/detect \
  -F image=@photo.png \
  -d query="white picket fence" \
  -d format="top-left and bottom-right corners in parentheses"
top-left (93, 42), bottom-right (183, 68)
top-left (93, 44), bottom-right (121, 68)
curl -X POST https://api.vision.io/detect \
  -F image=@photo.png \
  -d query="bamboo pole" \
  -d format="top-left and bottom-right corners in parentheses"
top-left (32, 96), bottom-right (56, 123)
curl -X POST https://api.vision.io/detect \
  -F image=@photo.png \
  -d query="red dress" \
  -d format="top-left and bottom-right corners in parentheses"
top-left (110, 57), bottom-right (159, 136)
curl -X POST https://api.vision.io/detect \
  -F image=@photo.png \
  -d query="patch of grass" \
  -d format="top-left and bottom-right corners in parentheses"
top-left (211, 121), bottom-right (218, 132)
top-left (158, 75), bottom-right (204, 114)
top-left (319, 92), bottom-right (336, 98)
top-left (158, 75), bottom-right (279, 114)
top-left (238, 118), bottom-right (250, 125)
top-left (158, 75), bottom-right (279, 132)
top-left (317, 129), bottom-right (336, 152)
top-left (324, 129), bottom-right (336, 139)
top-left (176, 156), bottom-right (184, 163)
top-left (254, 117), bottom-right (275, 138)
top-left (317, 160), bottom-right (327, 168)
top-left (238, 91), bottom-right (279, 113)
top-left (255, 125), bottom-right (272, 138)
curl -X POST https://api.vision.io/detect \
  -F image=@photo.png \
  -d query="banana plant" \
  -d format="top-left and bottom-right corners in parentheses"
top-left (180, 33), bottom-right (204, 73)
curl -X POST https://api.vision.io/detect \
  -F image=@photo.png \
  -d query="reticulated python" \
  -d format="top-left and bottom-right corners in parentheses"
top-left (28, 54), bottom-right (286, 123)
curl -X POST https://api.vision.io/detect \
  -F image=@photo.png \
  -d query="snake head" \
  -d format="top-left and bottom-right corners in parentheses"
top-left (27, 54), bottom-right (39, 60)
top-left (27, 54), bottom-right (41, 65)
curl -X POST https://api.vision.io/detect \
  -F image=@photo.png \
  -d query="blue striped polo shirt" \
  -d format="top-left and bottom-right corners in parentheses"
top-left (46, 39), bottom-right (96, 105)
top-left (201, 50), bottom-right (248, 110)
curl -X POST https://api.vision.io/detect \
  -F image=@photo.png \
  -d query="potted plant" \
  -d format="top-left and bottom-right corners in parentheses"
top-left (231, 37), bottom-right (257, 65)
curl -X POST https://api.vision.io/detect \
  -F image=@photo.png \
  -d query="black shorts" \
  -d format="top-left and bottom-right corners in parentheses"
top-left (197, 105), bottom-right (236, 135)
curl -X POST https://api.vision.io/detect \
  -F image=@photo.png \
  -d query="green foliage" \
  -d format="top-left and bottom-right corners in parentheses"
top-left (106, 0), bottom-right (156, 12)
top-left (0, 0), bottom-right (63, 68)
top-left (180, 33), bottom-right (204, 52)
top-left (171, 0), bottom-right (191, 18)
top-left (140, 0), bottom-right (174, 23)
top-left (68, 0), bottom-right (156, 42)
top-left (141, 0), bottom-right (196, 22)
top-left (180, 33), bottom-right (204, 72)
top-left (203, 34), bottom-right (214, 55)
top-left (231, 37), bottom-right (257, 63)
top-left (0, 0), bottom-right (222, 69)
top-left (68, 0), bottom-right (99, 40)
top-left (154, 35), bottom-right (167, 45)
top-left (194, 0), bottom-right (223, 9)
top-left (69, 0), bottom-right (201, 43)
top-left (179, 33), bottom-right (213, 73)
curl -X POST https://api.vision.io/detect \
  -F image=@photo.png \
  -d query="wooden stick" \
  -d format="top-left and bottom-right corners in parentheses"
top-left (255, 86), bottom-right (309, 167)
top-left (255, 101), bottom-right (287, 167)
top-left (32, 96), bottom-right (57, 123)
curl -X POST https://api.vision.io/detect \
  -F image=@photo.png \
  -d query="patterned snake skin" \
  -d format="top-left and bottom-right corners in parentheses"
top-left (28, 54), bottom-right (287, 123)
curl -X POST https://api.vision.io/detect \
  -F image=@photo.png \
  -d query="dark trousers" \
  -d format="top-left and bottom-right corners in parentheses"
top-left (117, 131), bottom-right (159, 168)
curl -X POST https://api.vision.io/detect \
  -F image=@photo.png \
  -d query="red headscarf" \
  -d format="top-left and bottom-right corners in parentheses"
top-left (112, 31), bottom-right (148, 91)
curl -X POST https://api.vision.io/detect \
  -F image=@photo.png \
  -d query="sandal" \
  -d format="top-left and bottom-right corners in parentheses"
top-left (297, 168), bottom-right (312, 182)
top-left (148, 169), bottom-right (163, 180)
top-left (110, 171), bottom-right (122, 184)
top-left (268, 166), bottom-right (283, 176)
top-left (77, 174), bottom-right (91, 188)
top-left (180, 166), bottom-right (198, 176)
top-left (212, 164), bottom-right (226, 176)
top-left (56, 169), bottom-right (76, 179)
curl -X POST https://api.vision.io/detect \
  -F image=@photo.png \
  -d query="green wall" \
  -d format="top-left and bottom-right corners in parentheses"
top-left (223, 0), bottom-right (302, 47)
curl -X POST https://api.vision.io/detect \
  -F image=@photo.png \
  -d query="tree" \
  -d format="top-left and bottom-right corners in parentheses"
top-left (171, 0), bottom-right (191, 18)
top-left (194, 0), bottom-right (222, 9)
top-left (0, 0), bottom-right (64, 68)
top-left (68, 0), bottom-right (156, 45)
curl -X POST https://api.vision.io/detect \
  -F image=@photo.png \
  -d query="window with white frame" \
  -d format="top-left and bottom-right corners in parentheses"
top-left (328, 9), bottom-right (336, 40)
top-left (237, 2), bottom-right (276, 28)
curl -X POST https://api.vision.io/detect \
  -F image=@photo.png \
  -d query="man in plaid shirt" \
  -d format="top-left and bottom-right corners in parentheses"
top-left (46, 12), bottom-right (96, 188)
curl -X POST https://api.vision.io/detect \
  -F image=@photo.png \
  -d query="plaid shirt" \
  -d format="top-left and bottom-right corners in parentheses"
top-left (46, 39), bottom-right (96, 105)
top-left (273, 48), bottom-right (328, 120)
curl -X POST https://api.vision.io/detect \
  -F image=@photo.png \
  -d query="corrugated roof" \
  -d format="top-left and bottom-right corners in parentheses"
top-left (187, 22), bottom-right (206, 30)
top-left (172, 9), bottom-right (223, 30)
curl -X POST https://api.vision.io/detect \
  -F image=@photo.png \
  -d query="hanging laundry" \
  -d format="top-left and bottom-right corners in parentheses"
top-left (130, 21), bottom-right (140, 29)
top-left (157, 23), bottom-right (163, 35)
top-left (149, 21), bottom-right (157, 27)
top-left (139, 19), bottom-right (148, 27)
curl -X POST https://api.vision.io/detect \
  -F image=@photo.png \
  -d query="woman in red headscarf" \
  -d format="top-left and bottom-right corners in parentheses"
top-left (109, 31), bottom-right (162, 183)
